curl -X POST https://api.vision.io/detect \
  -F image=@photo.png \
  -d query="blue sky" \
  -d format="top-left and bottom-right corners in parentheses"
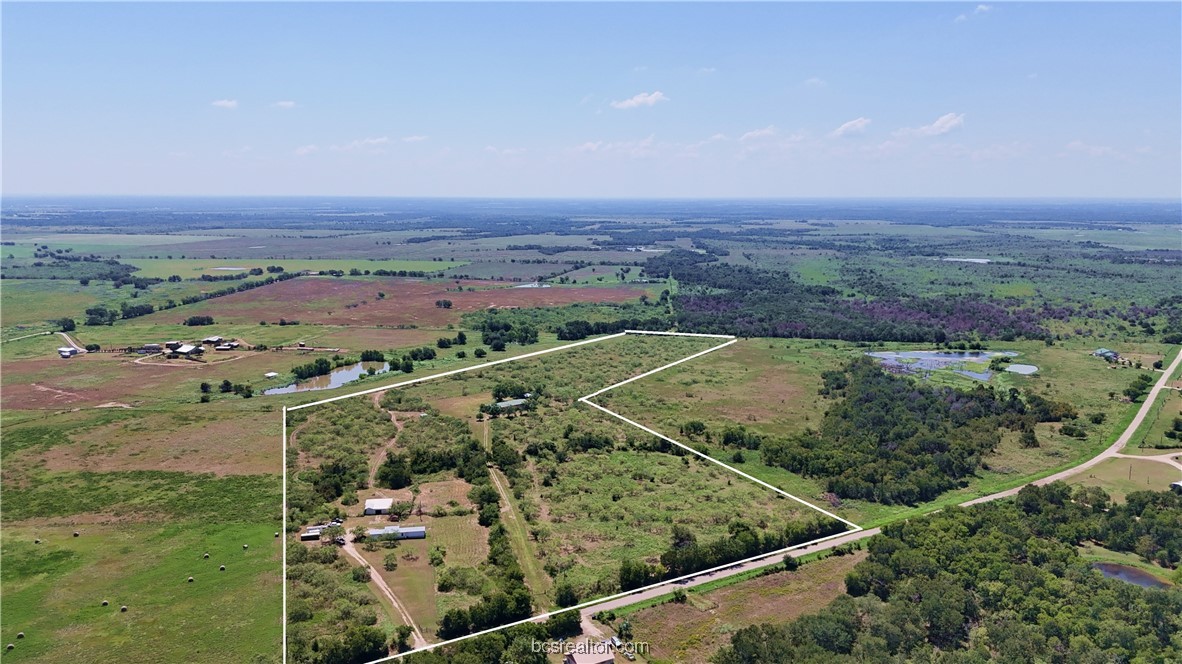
top-left (3, 2), bottom-right (1179, 198)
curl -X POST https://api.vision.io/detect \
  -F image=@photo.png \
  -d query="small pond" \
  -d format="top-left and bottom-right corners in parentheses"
top-left (264, 361), bottom-right (390, 395)
top-left (1092, 562), bottom-right (1172, 589)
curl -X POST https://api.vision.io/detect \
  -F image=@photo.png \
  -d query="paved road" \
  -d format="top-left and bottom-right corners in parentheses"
top-left (964, 345), bottom-right (1182, 506)
top-left (581, 346), bottom-right (1182, 626)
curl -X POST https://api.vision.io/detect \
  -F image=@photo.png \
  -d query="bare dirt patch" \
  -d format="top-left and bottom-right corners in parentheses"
top-left (140, 277), bottom-right (645, 327)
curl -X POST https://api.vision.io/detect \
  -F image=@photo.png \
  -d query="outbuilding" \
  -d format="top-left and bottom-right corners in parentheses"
top-left (58, 347), bottom-right (78, 358)
top-left (364, 498), bottom-right (394, 515)
top-left (365, 525), bottom-right (427, 540)
top-left (300, 527), bottom-right (324, 541)
top-left (202, 336), bottom-right (224, 344)
top-left (264, 372), bottom-right (279, 379)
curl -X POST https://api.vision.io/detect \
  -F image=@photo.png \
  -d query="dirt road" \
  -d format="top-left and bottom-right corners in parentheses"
top-left (341, 539), bottom-right (428, 650)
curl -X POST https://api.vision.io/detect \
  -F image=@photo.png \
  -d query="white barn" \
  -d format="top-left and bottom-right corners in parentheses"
top-left (364, 498), bottom-right (394, 515)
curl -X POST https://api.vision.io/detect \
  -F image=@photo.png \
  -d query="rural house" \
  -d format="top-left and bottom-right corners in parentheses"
top-left (365, 525), bottom-right (427, 540)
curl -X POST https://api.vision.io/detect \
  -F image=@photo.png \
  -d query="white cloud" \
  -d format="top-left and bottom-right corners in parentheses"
top-left (401, 135), bottom-right (429, 143)
top-left (294, 144), bottom-right (319, 156)
top-left (894, 112), bottom-right (965, 138)
top-left (954, 14), bottom-right (969, 23)
top-left (610, 91), bottom-right (669, 110)
top-left (740, 125), bottom-right (778, 142)
top-left (956, 5), bottom-right (992, 23)
top-left (830, 117), bottom-right (871, 138)
top-left (803, 77), bottom-right (827, 88)
top-left (1065, 140), bottom-right (1120, 158)
top-left (975, 4), bottom-right (992, 14)
top-left (211, 99), bottom-right (238, 110)
top-left (332, 136), bottom-right (391, 152)
top-left (574, 135), bottom-right (657, 158)
top-left (485, 145), bottom-right (526, 156)
top-left (273, 101), bottom-right (296, 109)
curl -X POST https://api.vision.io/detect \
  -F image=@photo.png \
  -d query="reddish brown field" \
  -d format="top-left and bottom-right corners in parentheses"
top-left (140, 277), bottom-right (645, 327)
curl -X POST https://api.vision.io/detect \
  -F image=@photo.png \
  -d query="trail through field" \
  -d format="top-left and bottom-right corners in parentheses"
top-left (1112, 451), bottom-right (1182, 473)
top-left (367, 392), bottom-right (405, 488)
top-left (1, 330), bottom-right (52, 343)
top-left (489, 466), bottom-right (552, 599)
top-left (57, 331), bottom-right (86, 352)
top-left (341, 539), bottom-right (428, 650)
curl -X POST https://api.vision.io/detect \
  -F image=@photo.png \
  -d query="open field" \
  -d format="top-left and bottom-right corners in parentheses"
top-left (597, 338), bottom-right (1173, 526)
top-left (1068, 457), bottom-right (1181, 502)
top-left (0, 522), bottom-right (280, 664)
top-left (1126, 387), bottom-right (1182, 453)
top-left (132, 276), bottom-right (645, 327)
top-left (624, 550), bottom-right (867, 664)
top-left (122, 258), bottom-right (460, 279)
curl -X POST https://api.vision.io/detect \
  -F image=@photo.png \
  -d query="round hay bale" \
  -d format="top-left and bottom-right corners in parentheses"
top-left (102, 600), bottom-right (109, 607)
top-left (242, 544), bottom-right (248, 550)
top-left (187, 576), bottom-right (194, 583)
top-left (274, 532), bottom-right (279, 538)
top-left (120, 606), bottom-right (128, 612)
top-left (73, 531), bottom-right (80, 537)
top-left (34, 539), bottom-right (41, 544)
top-left (16, 633), bottom-right (25, 639)
top-left (203, 553), bottom-right (209, 559)
top-left (219, 565), bottom-right (226, 571)
top-left (6, 644), bottom-right (14, 651)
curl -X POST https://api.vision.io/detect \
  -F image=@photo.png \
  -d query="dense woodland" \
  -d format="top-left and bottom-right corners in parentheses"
top-left (758, 358), bottom-right (1079, 505)
top-left (713, 484), bottom-right (1182, 664)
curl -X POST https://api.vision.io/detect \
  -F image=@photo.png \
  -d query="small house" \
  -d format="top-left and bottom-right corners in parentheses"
top-left (365, 525), bottom-right (427, 540)
top-left (494, 398), bottom-right (528, 411)
top-left (300, 527), bottom-right (324, 542)
top-left (58, 347), bottom-right (78, 358)
top-left (364, 498), bottom-right (394, 515)
top-left (1093, 348), bottom-right (1120, 362)
top-left (142, 343), bottom-right (163, 353)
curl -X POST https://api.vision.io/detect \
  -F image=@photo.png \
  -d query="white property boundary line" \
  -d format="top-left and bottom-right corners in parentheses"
top-left (282, 330), bottom-right (862, 664)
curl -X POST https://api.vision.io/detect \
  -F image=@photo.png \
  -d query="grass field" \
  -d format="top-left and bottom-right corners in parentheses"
top-left (623, 550), bottom-right (867, 664)
top-left (0, 522), bottom-right (280, 664)
top-left (1126, 388), bottom-right (1182, 454)
top-left (123, 258), bottom-right (460, 279)
top-left (1068, 457), bottom-right (1181, 502)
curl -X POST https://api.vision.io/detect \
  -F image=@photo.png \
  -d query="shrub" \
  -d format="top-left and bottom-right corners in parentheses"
top-left (351, 565), bottom-right (371, 583)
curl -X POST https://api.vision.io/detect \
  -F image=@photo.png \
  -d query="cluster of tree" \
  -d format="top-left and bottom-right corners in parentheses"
top-left (1124, 373), bottom-right (1158, 402)
top-left (371, 268), bottom-right (434, 277)
top-left (760, 358), bottom-right (1077, 505)
top-left (713, 483), bottom-right (1182, 664)
top-left (358, 350), bottom-right (384, 362)
top-left (111, 275), bottom-right (163, 290)
top-left (176, 271), bottom-right (301, 307)
top-left (84, 305), bottom-right (119, 326)
top-left (653, 516), bottom-right (846, 582)
top-left (119, 302), bottom-right (155, 319)
top-left (434, 299), bottom-right (453, 309)
top-left (436, 331), bottom-right (467, 348)
top-left (504, 243), bottom-right (591, 255)
top-left (292, 357), bottom-right (334, 381)
top-left (197, 271), bottom-right (251, 282)
top-left (182, 315), bottom-right (215, 326)
top-left (436, 523), bottom-right (534, 640)
top-left (554, 317), bottom-right (668, 340)
top-left (469, 317), bottom-right (539, 349)
top-left (406, 346), bottom-right (437, 362)
top-left (644, 250), bottom-right (1051, 342)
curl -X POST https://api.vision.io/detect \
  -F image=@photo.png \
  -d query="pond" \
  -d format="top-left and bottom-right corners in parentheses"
top-left (1092, 562), bottom-right (1172, 589)
top-left (263, 361), bottom-right (390, 395)
top-left (866, 349), bottom-right (1017, 375)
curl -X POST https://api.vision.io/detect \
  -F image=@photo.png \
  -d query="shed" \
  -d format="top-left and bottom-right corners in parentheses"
top-left (364, 498), bottom-right (394, 515)
top-left (495, 398), bottom-right (528, 410)
top-left (300, 528), bottom-right (323, 542)
top-left (214, 344), bottom-right (233, 351)
top-left (58, 347), bottom-right (78, 358)
top-left (142, 343), bottom-right (163, 352)
top-left (264, 372), bottom-right (280, 379)
top-left (175, 344), bottom-right (203, 356)
top-left (202, 336), bottom-right (224, 344)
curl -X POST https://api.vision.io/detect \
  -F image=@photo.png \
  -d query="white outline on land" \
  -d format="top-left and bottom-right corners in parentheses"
top-left (283, 330), bottom-right (860, 664)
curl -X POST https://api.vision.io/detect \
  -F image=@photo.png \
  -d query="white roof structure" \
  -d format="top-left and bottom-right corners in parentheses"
top-left (175, 344), bottom-right (199, 354)
top-left (264, 372), bottom-right (279, 378)
top-left (364, 498), bottom-right (394, 512)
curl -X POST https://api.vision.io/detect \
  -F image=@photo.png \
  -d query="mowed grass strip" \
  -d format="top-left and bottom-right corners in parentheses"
top-left (1, 522), bottom-right (280, 664)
